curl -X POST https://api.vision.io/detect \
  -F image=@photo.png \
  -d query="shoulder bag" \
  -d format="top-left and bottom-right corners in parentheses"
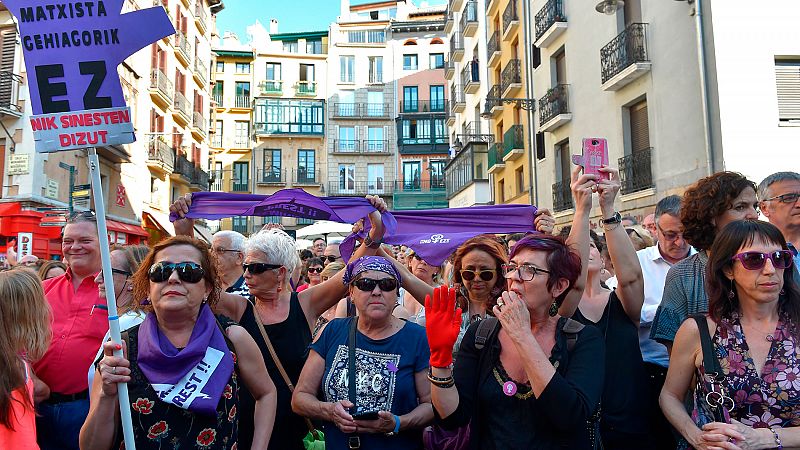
top-left (691, 315), bottom-right (733, 427)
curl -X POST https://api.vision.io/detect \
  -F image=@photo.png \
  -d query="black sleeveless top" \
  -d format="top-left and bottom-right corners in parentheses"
top-left (237, 292), bottom-right (312, 450)
top-left (113, 318), bottom-right (240, 449)
top-left (573, 290), bottom-right (649, 436)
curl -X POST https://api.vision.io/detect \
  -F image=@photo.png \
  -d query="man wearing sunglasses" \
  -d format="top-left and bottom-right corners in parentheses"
top-left (33, 211), bottom-right (107, 450)
top-left (211, 230), bottom-right (251, 299)
top-left (323, 242), bottom-right (342, 267)
top-left (758, 171), bottom-right (800, 280)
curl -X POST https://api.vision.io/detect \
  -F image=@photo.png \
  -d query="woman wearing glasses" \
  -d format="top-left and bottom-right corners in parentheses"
top-left (661, 220), bottom-right (800, 449)
top-left (296, 257), bottom-right (325, 293)
top-left (80, 236), bottom-right (277, 450)
top-left (292, 256), bottom-right (433, 449)
top-left (426, 233), bottom-right (605, 449)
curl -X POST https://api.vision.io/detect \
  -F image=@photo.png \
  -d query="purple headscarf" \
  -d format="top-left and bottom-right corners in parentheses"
top-left (342, 256), bottom-right (402, 285)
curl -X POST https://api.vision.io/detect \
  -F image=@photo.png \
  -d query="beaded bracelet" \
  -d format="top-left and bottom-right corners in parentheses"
top-left (770, 427), bottom-right (783, 450)
top-left (427, 375), bottom-right (455, 388)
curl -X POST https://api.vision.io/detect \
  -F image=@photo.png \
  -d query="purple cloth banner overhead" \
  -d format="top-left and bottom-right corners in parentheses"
top-left (339, 205), bottom-right (537, 266)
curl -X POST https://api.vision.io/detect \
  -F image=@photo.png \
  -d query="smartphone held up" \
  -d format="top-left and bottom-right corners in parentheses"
top-left (572, 138), bottom-right (609, 180)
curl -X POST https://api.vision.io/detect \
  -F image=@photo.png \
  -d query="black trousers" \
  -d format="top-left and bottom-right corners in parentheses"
top-left (643, 362), bottom-right (678, 450)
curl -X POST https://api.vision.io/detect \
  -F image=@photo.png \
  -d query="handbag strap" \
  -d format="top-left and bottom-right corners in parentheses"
top-left (248, 300), bottom-right (319, 438)
top-left (692, 315), bottom-right (723, 380)
top-left (348, 316), bottom-right (358, 410)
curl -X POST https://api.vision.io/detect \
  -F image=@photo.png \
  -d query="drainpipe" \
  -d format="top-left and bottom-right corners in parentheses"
top-left (521, 0), bottom-right (537, 205)
top-left (694, 0), bottom-right (715, 174)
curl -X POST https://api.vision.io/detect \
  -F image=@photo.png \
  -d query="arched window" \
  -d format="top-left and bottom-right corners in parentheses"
top-left (430, 38), bottom-right (444, 45)
top-left (404, 39), bottom-right (418, 45)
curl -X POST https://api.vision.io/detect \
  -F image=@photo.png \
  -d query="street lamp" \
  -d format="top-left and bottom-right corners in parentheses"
top-left (595, 0), bottom-right (624, 15)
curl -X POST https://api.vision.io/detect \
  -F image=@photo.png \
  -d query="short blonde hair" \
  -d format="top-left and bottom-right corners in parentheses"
top-left (320, 261), bottom-right (345, 280)
top-left (625, 225), bottom-right (655, 251)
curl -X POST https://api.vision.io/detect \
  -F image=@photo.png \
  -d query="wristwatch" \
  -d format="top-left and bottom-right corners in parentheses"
top-left (363, 234), bottom-right (382, 249)
top-left (601, 212), bottom-right (621, 225)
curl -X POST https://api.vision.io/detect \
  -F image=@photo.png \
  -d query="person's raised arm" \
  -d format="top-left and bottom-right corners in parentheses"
top-left (79, 340), bottom-right (129, 450)
top-left (300, 195), bottom-right (387, 323)
top-left (597, 166), bottom-right (644, 325)
top-left (376, 246), bottom-right (434, 306)
top-left (559, 165), bottom-right (595, 318)
top-left (427, 287), bottom-right (465, 420)
top-left (227, 325), bottom-right (277, 449)
top-left (168, 193), bottom-right (195, 237)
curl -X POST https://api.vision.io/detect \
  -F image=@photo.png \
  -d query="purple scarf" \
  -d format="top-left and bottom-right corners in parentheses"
top-left (342, 256), bottom-right (402, 285)
top-left (137, 304), bottom-right (234, 416)
top-left (340, 204), bottom-right (537, 266)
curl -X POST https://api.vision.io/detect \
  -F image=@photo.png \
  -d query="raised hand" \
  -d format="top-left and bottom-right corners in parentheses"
top-left (570, 164), bottom-right (597, 214)
top-left (534, 208), bottom-right (555, 235)
top-left (425, 286), bottom-right (462, 368)
top-left (168, 193), bottom-right (195, 237)
top-left (596, 166), bottom-right (621, 213)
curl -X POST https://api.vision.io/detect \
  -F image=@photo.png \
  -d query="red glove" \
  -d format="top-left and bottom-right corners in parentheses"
top-left (425, 286), bottom-right (462, 368)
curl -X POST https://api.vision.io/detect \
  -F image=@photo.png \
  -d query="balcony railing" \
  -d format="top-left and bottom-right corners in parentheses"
top-left (487, 30), bottom-right (501, 61)
top-left (173, 91), bottom-right (191, 118)
top-left (501, 59), bottom-right (522, 93)
top-left (0, 71), bottom-right (23, 116)
top-left (488, 142), bottom-right (504, 169)
top-left (461, 61), bottom-right (479, 87)
top-left (538, 84), bottom-right (570, 125)
top-left (445, 8), bottom-right (454, 33)
top-left (450, 34), bottom-right (464, 56)
top-left (502, 0), bottom-right (519, 35)
top-left (257, 167), bottom-right (286, 184)
top-left (147, 139), bottom-right (175, 171)
top-left (619, 147), bottom-right (654, 195)
top-left (503, 125), bottom-right (525, 153)
top-left (210, 169), bottom-right (224, 191)
top-left (460, 1), bottom-right (479, 31)
top-left (332, 103), bottom-right (391, 118)
top-left (327, 181), bottom-right (395, 196)
top-left (192, 111), bottom-right (206, 134)
top-left (174, 154), bottom-right (194, 180)
top-left (213, 92), bottom-right (222, 107)
top-left (194, 1), bottom-right (207, 32)
top-left (444, 60), bottom-right (456, 79)
top-left (400, 100), bottom-right (447, 113)
top-left (193, 59), bottom-right (207, 85)
top-left (552, 180), bottom-right (574, 212)
top-left (535, 0), bottom-right (566, 42)
top-left (333, 139), bottom-right (359, 153)
top-left (601, 23), bottom-right (649, 84)
top-left (150, 68), bottom-right (174, 102)
top-left (484, 84), bottom-right (502, 114)
top-left (445, 142), bottom-right (489, 198)
top-left (393, 179), bottom-right (446, 193)
top-left (294, 169), bottom-right (319, 185)
top-left (296, 81), bottom-right (316, 96)
top-left (451, 84), bottom-right (465, 109)
top-left (259, 80), bottom-right (283, 95)
top-left (235, 95), bottom-right (251, 108)
top-left (174, 29), bottom-right (191, 64)
top-left (192, 167), bottom-right (209, 190)
top-left (232, 178), bottom-right (250, 192)
top-left (457, 122), bottom-right (494, 146)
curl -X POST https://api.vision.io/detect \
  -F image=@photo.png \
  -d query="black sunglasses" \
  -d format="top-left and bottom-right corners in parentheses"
top-left (243, 262), bottom-right (283, 274)
top-left (352, 277), bottom-right (398, 292)
top-left (148, 262), bottom-right (205, 283)
top-left (112, 268), bottom-right (132, 277)
top-left (325, 255), bottom-right (341, 262)
top-left (460, 269), bottom-right (496, 282)
top-left (307, 267), bottom-right (323, 274)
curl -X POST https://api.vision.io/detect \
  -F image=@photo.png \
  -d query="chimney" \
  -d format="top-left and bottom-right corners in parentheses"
top-left (269, 19), bottom-right (279, 34)
top-left (340, 0), bottom-right (350, 19)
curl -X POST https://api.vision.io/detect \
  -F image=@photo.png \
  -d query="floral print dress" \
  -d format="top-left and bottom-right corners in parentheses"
top-left (114, 323), bottom-right (240, 450)
top-left (715, 312), bottom-right (800, 428)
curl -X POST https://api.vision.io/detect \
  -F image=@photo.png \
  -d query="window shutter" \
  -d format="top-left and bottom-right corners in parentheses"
top-left (629, 100), bottom-right (650, 152)
top-left (775, 62), bottom-right (800, 121)
top-left (0, 29), bottom-right (16, 108)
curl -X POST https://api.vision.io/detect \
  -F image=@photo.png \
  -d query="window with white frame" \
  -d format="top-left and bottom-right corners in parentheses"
top-left (340, 55), bottom-right (355, 83)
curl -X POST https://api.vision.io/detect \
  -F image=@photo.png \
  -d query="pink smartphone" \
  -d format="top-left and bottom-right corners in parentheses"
top-left (572, 138), bottom-right (609, 180)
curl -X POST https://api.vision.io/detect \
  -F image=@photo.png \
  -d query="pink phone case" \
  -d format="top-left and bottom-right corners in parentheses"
top-left (572, 138), bottom-right (609, 179)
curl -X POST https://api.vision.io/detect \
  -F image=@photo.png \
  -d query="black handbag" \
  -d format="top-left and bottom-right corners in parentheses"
top-left (691, 315), bottom-right (733, 426)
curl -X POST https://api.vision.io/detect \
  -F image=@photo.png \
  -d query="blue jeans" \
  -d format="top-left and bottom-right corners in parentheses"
top-left (36, 399), bottom-right (89, 450)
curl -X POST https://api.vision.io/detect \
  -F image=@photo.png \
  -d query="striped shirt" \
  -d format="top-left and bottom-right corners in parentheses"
top-left (226, 275), bottom-right (252, 299)
top-left (649, 251), bottom-right (709, 346)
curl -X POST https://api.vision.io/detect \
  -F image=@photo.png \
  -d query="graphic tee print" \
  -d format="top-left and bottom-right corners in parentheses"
top-left (323, 345), bottom-right (401, 413)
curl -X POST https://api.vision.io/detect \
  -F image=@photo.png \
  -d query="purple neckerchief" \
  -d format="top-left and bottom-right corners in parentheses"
top-left (137, 304), bottom-right (234, 417)
top-left (342, 256), bottom-right (402, 285)
top-left (340, 204), bottom-right (537, 266)
top-left (169, 189), bottom-right (397, 236)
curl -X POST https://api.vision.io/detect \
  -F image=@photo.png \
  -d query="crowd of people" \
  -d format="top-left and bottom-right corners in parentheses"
top-left (0, 168), bottom-right (798, 450)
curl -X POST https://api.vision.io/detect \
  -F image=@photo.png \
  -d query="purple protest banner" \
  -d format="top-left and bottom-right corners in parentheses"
top-left (4, 0), bottom-right (175, 152)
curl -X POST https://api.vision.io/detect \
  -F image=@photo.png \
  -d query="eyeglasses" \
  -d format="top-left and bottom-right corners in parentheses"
top-left (112, 268), bottom-right (132, 277)
top-left (656, 223), bottom-right (684, 243)
top-left (242, 262), bottom-right (283, 274)
top-left (307, 267), bottom-right (323, 274)
top-left (352, 277), bottom-right (398, 292)
top-left (731, 251), bottom-right (794, 271)
top-left (459, 269), bottom-right (496, 282)
top-left (501, 263), bottom-right (551, 281)
top-left (211, 247), bottom-right (241, 254)
top-left (325, 255), bottom-right (341, 263)
top-left (148, 262), bottom-right (205, 283)
top-left (764, 192), bottom-right (800, 204)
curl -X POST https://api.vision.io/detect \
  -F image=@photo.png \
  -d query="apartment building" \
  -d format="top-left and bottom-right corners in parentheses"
top-left (391, 7), bottom-right (449, 210)
top-left (442, 0), bottom-right (495, 208)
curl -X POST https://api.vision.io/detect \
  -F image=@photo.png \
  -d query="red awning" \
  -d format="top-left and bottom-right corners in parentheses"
top-left (106, 219), bottom-right (149, 237)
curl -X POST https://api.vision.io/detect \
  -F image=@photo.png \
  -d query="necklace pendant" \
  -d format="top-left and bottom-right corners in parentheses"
top-left (503, 381), bottom-right (517, 396)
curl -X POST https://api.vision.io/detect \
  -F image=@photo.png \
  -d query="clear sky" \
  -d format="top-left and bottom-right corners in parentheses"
top-left (215, 0), bottom-right (447, 41)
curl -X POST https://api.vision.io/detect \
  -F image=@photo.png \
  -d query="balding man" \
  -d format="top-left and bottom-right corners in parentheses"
top-left (322, 243), bottom-right (341, 267)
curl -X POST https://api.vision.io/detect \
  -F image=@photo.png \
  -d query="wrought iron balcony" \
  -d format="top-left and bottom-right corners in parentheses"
top-left (147, 139), bottom-right (175, 172)
top-left (618, 147), bottom-right (654, 195)
top-left (191, 167), bottom-right (210, 191)
top-left (332, 103), bottom-right (391, 119)
top-left (232, 177), bottom-right (250, 192)
top-left (174, 154), bottom-right (195, 180)
top-left (173, 91), bottom-right (191, 123)
top-left (149, 68), bottom-right (174, 105)
top-left (461, 1), bottom-right (479, 37)
top-left (445, 8), bottom-right (455, 34)
top-left (213, 92), bottom-right (223, 107)
top-left (488, 142), bottom-right (505, 173)
top-left (0, 71), bottom-right (23, 117)
top-left (257, 167), bottom-right (286, 184)
top-left (501, 59), bottom-right (522, 95)
top-left (192, 111), bottom-right (206, 136)
top-left (444, 60), bottom-right (456, 80)
top-left (483, 84), bottom-right (503, 116)
top-left (538, 84), bottom-right (570, 129)
top-left (502, 0), bottom-right (519, 39)
top-left (503, 125), bottom-right (525, 154)
top-left (333, 139), bottom-right (359, 153)
top-left (552, 180), bottom-right (573, 212)
top-left (457, 122), bottom-right (494, 147)
top-left (461, 62), bottom-right (480, 94)
top-left (296, 81), bottom-right (316, 96)
top-left (535, 0), bottom-right (567, 47)
top-left (210, 169), bottom-right (224, 191)
top-left (294, 168), bottom-right (319, 185)
top-left (234, 95), bottom-right (251, 109)
top-left (194, 1), bottom-right (208, 33)
top-left (450, 34), bottom-right (464, 61)
top-left (487, 30), bottom-right (501, 67)
top-left (259, 80), bottom-right (283, 95)
top-left (193, 59), bottom-right (207, 86)
top-left (601, 23), bottom-right (650, 86)
top-left (392, 179), bottom-right (448, 210)
top-left (400, 100), bottom-right (447, 114)
top-left (174, 29), bottom-right (192, 66)
top-left (450, 84), bottom-right (466, 113)
top-left (327, 180), bottom-right (394, 197)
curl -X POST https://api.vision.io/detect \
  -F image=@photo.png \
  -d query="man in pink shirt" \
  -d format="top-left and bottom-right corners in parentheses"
top-left (33, 211), bottom-right (107, 450)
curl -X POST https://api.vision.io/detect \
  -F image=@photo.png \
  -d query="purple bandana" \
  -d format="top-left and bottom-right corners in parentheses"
top-left (137, 304), bottom-right (234, 416)
top-left (342, 256), bottom-right (401, 285)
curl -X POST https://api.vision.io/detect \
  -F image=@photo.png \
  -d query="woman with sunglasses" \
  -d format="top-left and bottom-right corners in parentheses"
top-left (80, 236), bottom-right (277, 450)
top-left (224, 197), bottom-right (388, 450)
top-left (426, 232), bottom-right (605, 449)
top-left (661, 220), bottom-right (800, 449)
top-left (297, 257), bottom-right (325, 293)
top-left (558, 165), bottom-right (650, 448)
top-left (87, 244), bottom-right (149, 390)
top-left (292, 256), bottom-right (433, 449)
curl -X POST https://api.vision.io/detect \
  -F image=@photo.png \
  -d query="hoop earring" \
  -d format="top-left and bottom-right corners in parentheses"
top-left (548, 300), bottom-right (559, 317)
top-left (780, 288), bottom-right (786, 296)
